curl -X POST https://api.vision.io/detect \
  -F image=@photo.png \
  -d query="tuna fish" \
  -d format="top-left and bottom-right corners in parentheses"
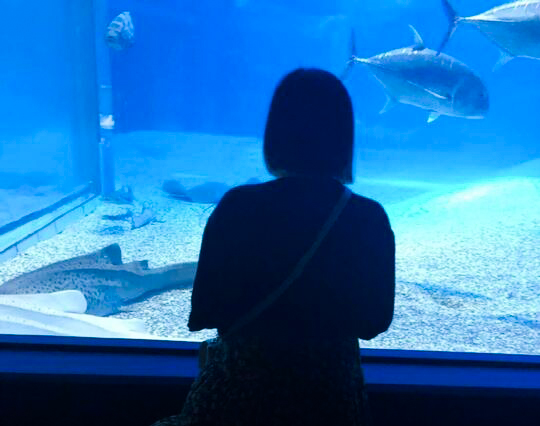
top-left (342, 25), bottom-right (489, 123)
top-left (439, 0), bottom-right (540, 70)
top-left (0, 244), bottom-right (197, 316)
top-left (105, 11), bottom-right (135, 50)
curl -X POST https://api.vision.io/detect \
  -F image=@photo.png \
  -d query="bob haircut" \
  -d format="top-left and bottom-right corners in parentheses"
top-left (263, 68), bottom-right (354, 184)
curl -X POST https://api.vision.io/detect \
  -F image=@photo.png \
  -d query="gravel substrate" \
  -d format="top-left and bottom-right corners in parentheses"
top-left (0, 131), bottom-right (538, 355)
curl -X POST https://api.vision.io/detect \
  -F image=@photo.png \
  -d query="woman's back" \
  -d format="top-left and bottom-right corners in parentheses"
top-left (188, 176), bottom-right (395, 343)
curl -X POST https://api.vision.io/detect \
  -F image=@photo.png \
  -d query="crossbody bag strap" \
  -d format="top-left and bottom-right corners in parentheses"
top-left (223, 186), bottom-right (352, 339)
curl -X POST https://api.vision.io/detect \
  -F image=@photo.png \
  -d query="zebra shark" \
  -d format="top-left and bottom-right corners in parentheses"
top-left (0, 244), bottom-right (197, 316)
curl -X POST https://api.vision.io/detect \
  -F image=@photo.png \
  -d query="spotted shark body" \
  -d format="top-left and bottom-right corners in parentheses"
top-left (0, 244), bottom-right (196, 316)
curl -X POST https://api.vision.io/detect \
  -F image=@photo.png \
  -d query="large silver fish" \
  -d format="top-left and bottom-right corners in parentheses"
top-left (0, 244), bottom-right (197, 316)
top-left (342, 25), bottom-right (489, 123)
top-left (439, 0), bottom-right (540, 70)
top-left (105, 11), bottom-right (135, 50)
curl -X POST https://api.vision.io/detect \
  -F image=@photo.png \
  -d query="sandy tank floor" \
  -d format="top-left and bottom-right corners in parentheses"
top-left (0, 131), bottom-right (538, 355)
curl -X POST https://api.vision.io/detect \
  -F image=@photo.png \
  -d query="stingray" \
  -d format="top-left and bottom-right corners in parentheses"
top-left (162, 177), bottom-right (262, 204)
top-left (0, 290), bottom-right (159, 339)
top-left (162, 180), bottom-right (230, 204)
top-left (0, 243), bottom-right (197, 316)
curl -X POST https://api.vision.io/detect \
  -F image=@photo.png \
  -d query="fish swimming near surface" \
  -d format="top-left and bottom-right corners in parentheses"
top-left (0, 244), bottom-right (197, 316)
top-left (105, 11), bottom-right (135, 50)
top-left (438, 0), bottom-right (540, 70)
top-left (342, 25), bottom-right (489, 123)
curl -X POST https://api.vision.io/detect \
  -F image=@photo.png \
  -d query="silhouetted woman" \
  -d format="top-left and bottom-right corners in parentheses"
top-left (152, 68), bottom-right (395, 426)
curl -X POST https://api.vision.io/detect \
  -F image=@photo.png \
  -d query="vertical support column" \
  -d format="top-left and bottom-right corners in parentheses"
top-left (94, 0), bottom-right (116, 197)
top-left (68, 0), bottom-right (102, 193)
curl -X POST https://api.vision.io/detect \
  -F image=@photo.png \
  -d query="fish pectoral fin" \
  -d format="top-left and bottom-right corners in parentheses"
top-left (379, 94), bottom-right (397, 114)
top-left (423, 87), bottom-right (450, 100)
top-left (407, 80), bottom-right (450, 100)
top-left (427, 111), bottom-right (441, 123)
top-left (408, 25), bottom-right (425, 51)
top-left (493, 50), bottom-right (513, 72)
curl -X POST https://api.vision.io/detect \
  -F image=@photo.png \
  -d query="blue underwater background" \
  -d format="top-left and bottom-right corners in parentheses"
top-left (0, 0), bottom-right (538, 353)
top-left (108, 0), bottom-right (539, 176)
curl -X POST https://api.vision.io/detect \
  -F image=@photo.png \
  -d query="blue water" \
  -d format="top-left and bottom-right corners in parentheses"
top-left (108, 0), bottom-right (539, 162)
top-left (0, 0), bottom-right (538, 353)
top-left (0, 1), bottom-right (99, 227)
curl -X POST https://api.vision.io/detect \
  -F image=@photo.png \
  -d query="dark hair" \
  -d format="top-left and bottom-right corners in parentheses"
top-left (263, 68), bottom-right (354, 183)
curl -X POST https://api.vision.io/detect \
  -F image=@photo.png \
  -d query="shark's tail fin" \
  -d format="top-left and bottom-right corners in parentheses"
top-left (437, 0), bottom-right (460, 55)
top-left (340, 30), bottom-right (358, 81)
top-left (144, 262), bottom-right (198, 291)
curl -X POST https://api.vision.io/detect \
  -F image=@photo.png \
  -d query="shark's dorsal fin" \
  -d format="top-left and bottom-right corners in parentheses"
top-left (408, 25), bottom-right (425, 51)
top-left (99, 243), bottom-right (123, 265)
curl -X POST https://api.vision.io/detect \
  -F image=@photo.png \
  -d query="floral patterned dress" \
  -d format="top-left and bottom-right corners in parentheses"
top-left (150, 335), bottom-right (372, 426)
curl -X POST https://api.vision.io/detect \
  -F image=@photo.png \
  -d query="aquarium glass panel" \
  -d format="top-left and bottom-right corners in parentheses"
top-left (0, 0), bottom-right (538, 355)
top-left (0, 2), bottom-right (100, 230)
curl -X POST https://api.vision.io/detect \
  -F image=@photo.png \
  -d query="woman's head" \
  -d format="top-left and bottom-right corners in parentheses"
top-left (263, 68), bottom-right (354, 184)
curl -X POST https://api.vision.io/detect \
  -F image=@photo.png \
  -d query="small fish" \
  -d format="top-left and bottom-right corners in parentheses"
top-left (130, 206), bottom-right (157, 230)
top-left (0, 244), bottom-right (196, 316)
top-left (105, 11), bottom-right (135, 50)
top-left (342, 25), bottom-right (489, 123)
top-left (438, 0), bottom-right (540, 70)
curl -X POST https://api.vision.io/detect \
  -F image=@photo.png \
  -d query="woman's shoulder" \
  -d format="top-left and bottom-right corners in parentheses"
top-left (348, 191), bottom-right (393, 231)
top-left (216, 180), bottom-right (268, 206)
top-left (207, 180), bottom-right (270, 222)
top-left (213, 178), bottom-right (392, 230)
top-left (350, 191), bottom-right (388, 214)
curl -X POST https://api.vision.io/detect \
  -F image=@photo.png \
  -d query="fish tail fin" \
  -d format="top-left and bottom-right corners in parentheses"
top-left (340, 30), bottom-right (358, 81)
top-left (143, 262), bottom-right (198, 293)
top-left (350, 29), bottom-right (358, 58)
top-left (437, 0), bottom-right (460, 55)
